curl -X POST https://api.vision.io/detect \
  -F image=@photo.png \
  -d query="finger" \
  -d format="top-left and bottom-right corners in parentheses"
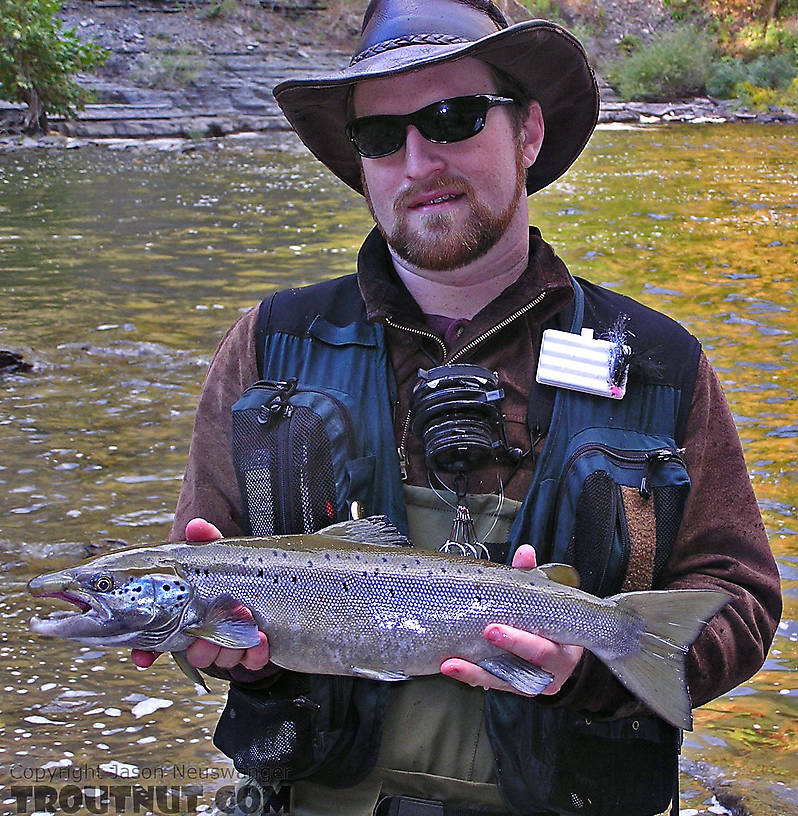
top-left (484, 624), bottom-right (583, 695)
top-left (511, 544), bottom-right (537, 569)
top-left (131, 649), bottom-right (161, 668)
top-left (186, 638), bottom-right (222, 669)
top-left (441, 658), bottom-right (530, 695)
top-left (213, 648), bottom-right (246, 669)
top-left (185, 517), bottom-right (223, 542)
top-left (241, 631), bottom-right (271, 671)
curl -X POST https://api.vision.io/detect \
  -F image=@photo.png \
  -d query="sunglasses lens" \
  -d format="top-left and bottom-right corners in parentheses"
top-left (347, 96), bottom-right (505, 158)
top-left (417, 97), bottom-right (487, 143)
top-left (348, 117), bottom-right (404, 158)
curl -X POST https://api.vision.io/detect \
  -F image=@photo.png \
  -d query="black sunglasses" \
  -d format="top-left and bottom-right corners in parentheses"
top-left (346, 94), bottom-right (516, 159)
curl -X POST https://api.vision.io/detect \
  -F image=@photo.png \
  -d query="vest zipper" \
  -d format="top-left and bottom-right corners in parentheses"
top-left (386, 291), bottom-right (547, 481)
top-left (557, 443), bottom-right (687, 507)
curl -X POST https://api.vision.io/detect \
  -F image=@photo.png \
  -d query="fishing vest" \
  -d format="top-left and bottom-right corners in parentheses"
top-left (216, 271), bottom-right (701, 816)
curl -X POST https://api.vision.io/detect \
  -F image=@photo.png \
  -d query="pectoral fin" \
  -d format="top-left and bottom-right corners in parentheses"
top-left (478, 654), bottom-right (553, 695)
top-left (183, 596), bottom-right (261, 649)
top-left (172, 650), bottom-right (210, 693)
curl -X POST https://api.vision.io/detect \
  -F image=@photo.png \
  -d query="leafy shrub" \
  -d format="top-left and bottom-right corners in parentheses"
top-left (134, 48), bottom-right (205, 89)
top-left (735, 76), bottom-right (798, 110)
top-left (707, 53), bottom-right (797, 97)
top-left (706, 56), bottom-right (748, 96)
top-left (746, 53), bottom-right (797, 88)
top-left (736, 20), bottom-right (798, 61)
top-left (0, 0), bottom-right (107, 133)
top-left (607, 24), bottom-right (716, 101)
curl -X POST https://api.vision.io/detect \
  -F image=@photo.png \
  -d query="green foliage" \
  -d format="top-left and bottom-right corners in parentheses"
top-left (706, 56), bottom-right (748, 95)
top-left (663, 0), bottom-right (706, 22)
top-left (0, 0), bottom-right (107, 132)
top-left (133, 47), bottom-right (205, 89)
top-left (607, 24), bottom-right (716, 101)
top-left (200, 0), bottom-right (239, 20)
top-left (736, 19), bottom-right (798, 60)
top-left (707, 53), bottom-right (797, 96)
top-left (735, 75), bottom-right (798, 109)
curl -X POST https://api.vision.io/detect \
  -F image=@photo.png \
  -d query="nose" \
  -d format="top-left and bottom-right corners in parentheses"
top-left (402, 125), bottom-right (446, 179)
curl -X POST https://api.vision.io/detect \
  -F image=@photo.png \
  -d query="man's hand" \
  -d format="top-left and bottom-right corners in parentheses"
top-left (440, 544), bottom-right (583, 696)
top-left (131, 518), bottom-right (272, 674)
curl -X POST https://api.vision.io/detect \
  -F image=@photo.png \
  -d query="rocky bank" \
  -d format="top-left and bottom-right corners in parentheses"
top-left (1, 0), bottom-right (796, 152)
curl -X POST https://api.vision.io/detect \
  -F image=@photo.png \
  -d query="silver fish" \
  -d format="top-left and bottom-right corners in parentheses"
top-left (29, 516), bottom-right (728, 729)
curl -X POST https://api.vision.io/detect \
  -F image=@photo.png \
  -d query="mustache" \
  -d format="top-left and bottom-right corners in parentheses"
top-left (394, 176), bottom-right (474, 214)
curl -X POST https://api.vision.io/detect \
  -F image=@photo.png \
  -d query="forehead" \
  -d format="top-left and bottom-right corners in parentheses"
top-left (352, 57), bottom-right (498, 116)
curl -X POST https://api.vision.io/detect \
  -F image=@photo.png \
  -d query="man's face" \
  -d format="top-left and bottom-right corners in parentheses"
top-left (352, 59), bottom-right (535, 273)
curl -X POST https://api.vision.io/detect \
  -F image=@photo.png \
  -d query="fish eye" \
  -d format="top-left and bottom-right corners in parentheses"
top-left (93, 574), bottom-right (114, 592)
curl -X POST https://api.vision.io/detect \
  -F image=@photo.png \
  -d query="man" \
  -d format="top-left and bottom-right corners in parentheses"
top-left (136, 1), bottom-right (781, 814)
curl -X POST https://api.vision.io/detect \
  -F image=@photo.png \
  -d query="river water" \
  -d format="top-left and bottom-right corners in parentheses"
top-left (0, 124), bottom-right (796, 815)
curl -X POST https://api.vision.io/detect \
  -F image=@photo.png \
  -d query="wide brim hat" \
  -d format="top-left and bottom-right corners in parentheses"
top-left (273, 0), bottom-right (599, 196)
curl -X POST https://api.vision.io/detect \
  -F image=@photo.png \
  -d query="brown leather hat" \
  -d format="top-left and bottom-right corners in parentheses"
top-left (273, 0), bottom-right (599, 196)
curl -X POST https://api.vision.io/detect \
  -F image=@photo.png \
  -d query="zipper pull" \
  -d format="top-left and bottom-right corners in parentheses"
top-left (397, 446), bottom-right (408, 481)
top-left (257, 378), bottom-right (297, 425)
top-left (640, 448), bottom-right (684, 498)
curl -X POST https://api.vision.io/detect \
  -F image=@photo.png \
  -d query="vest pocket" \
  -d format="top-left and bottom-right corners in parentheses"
top-left (486, 695), bottom-right (679, 816)
top-left (551, 433), bottom-right (690, 595)
top-left (231, 379), bottom-right (361, 535)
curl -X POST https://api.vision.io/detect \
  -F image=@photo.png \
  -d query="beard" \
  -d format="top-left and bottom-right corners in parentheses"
top-left (363, 149), bottom-right (527, 272)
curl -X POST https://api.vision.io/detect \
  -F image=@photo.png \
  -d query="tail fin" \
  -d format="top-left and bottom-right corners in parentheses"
top-left (604, 589), bottom-right (730, 730)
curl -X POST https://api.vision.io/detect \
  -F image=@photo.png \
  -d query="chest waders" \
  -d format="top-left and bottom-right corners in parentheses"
top-left (218, 273), bottom-right (701, 816)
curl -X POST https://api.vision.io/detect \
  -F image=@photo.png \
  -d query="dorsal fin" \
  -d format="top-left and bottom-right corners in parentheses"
top-left (536, 563), bottom-right (580, 588)
top-left (317, 516), bottom-right (412, 548)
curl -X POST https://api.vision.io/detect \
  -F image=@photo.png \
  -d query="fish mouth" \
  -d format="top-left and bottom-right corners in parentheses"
top-left (28, 577), bottom-right (112, 637)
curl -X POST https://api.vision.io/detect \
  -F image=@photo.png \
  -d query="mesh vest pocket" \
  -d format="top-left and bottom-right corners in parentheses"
top-left (552, 437), bottom-right (690, 596)
top-left (232, 380), bottom-right (359, 536)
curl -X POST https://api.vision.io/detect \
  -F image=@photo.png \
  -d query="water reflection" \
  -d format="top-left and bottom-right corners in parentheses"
top-left (1, 125), bottom-right (796, 814)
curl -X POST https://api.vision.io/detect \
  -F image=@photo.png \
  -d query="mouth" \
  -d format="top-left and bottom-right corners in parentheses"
top-left (28, 576), bottom-right (111, 638)
top-left (407, 191), bottom-right (465, 211)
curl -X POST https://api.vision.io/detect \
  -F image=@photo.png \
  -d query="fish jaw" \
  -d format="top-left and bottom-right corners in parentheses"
top-left (28, 569), bottom-right (120, 640)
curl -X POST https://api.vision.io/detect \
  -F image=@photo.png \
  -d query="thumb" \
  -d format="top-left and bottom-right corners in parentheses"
top-left (511, 543), bottom-right (537, 570)
top-left (184, 517), bottom-right (223, 542)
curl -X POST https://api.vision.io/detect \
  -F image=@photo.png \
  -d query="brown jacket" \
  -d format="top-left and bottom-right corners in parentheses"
top-left (170, 227), bottom-right (781, 716)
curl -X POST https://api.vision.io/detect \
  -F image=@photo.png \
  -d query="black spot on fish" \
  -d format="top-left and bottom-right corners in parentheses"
top-left (273, 577), bottom-right (278, 584)
top-left (204, 569), bottom-right (209, 576)
top-left (163, 584), bottom-right (170, 591)
top-left (307, 560), bottom-right (314, 567)
top-left (382, 557), bottom-right (388, 563)
top-left (389, 588), bottom-right (395, 598)
top-left (325, 554), bottom-right (331, 561)
top-left (291, 575), bottom-right (297, 584)
top-left (257, 569), bottom-right (263, 578)
top-left (342, 582), bottom-right (348, 592)
top-left (242, 556), bottom-right (248, 563)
